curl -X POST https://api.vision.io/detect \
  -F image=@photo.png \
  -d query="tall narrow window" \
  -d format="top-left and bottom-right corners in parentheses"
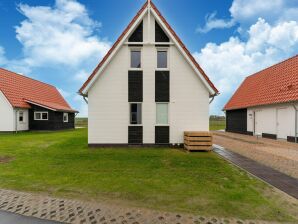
top-left (128, 71), bottom-right (143, 102)
top-left (19, 111), bottom-right (24, 122)
top-left (155, 71), bottom-right (170, 102)
top-left (130, 103), bottom-right (142, 125)
top-left (157, 51), bottom-right (167, 68)
top-left (63, 113), bottom-right (69, 122)
top-left (156, 103), bottom-right (168, 124)
top-left (131, 50), bottom-right (141, 68)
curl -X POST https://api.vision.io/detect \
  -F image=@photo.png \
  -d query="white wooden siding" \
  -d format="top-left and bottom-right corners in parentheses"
top-left (0, 91), bottom-right (14, 131)
top-left (247, 103), bottom-right (297, 139)
top-left (88, 11), bottom-right (210, 144)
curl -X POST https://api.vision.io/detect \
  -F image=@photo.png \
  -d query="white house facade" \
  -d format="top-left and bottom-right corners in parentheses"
top-left (79, 1), bottom-right (218, 146)
top-left (224, 55), bottom-right (298, 143)
top-left (0, 90), bottom-right (29, 132)
top-left (0, 68), bottom-right (77, 132)
top-left (247, 103), bottom-right (298, 140)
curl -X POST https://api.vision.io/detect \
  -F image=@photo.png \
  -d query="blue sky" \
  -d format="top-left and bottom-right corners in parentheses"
top-left (0, 0), bottom-right (298, 117)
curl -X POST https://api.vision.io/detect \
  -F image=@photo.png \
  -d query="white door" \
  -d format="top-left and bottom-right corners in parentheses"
top-left (277, 108), bottom-right (288, 139)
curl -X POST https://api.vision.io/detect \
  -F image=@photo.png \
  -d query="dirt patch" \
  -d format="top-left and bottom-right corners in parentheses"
top-left (213, 131), bottom-right (298, 178)
top-left (0, 156), bottom-right (14, 164)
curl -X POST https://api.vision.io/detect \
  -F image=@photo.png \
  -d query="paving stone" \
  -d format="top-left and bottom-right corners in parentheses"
top-left (0, 189), bottom-right (277, 224)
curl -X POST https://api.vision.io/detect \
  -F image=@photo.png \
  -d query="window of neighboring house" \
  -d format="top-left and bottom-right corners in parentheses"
top-left (131, 50), bottom-right (141, 68)
top-left (34, 112), bottom-right (48, 120)
top-left (157, 50), bottom-right (167, 68)
top-left (19, 111), bottom-right (24, 122)
top-left (63, 113), bottom-right (69, 122)
top-left (130, 103), bottom-right (142, 125)
top-left (156, 103), bottom-right (168, 125)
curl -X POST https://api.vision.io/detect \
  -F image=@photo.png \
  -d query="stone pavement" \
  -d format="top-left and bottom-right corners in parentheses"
top-left (0, 189), bottom-right (275, 224)
top-left (0, 210), bottom-right (59, 224)
top-left (213, 145), bottom-right (298, 199)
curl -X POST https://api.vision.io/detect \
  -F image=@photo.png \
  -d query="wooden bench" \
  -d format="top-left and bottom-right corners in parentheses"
top-left (184, 131), bottom-right (213, 151)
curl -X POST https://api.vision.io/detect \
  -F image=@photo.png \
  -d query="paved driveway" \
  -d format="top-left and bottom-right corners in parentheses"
top-left (213, 131), bottom-right (298, 178)
top-left (0, 210), bottom-right (59, 224)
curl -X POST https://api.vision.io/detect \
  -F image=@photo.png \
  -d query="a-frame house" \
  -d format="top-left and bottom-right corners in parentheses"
top-left (79, 0), bottom-right (218, 146)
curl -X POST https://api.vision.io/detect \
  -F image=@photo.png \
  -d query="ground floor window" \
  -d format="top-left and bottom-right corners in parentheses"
top-left (63, 113), bottom-right (69, 122)
top-left (34, 112), bottom-right (48, 120)
top-left (156, 103), bottom-right (168, 125)
top-left (19, 111), bottom-right (24, 122)
top-left (130, 103), bottom-right (142, 125)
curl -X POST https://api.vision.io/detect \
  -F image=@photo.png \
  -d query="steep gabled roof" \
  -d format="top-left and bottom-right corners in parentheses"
top-left (79, 1), bottom-right (218, 96)
top-left (0, 68), bottom-right (77, 112)
top-left (224, 55), bottom-right (298, 110)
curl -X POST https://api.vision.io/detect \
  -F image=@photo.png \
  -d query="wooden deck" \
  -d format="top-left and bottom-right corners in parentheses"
top-left (184, 132), bottom-right (213, 151)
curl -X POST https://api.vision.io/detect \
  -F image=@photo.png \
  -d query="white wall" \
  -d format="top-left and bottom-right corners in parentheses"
top-left (88, 11), bottom-right (210, 144)
top-left (247, 103), bottom-right (297, 139)
top-left (13, 109), bottom-right (29, 131)
top-left (0, 91), bottom-right (14, 131)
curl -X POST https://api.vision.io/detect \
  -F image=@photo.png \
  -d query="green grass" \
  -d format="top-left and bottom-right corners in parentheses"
top-left (210, 119), bottom-right (226, 130)
top-left (75, 117), bottom-right (88, 128)
top-left (0, 129), bottom-right (296, 222)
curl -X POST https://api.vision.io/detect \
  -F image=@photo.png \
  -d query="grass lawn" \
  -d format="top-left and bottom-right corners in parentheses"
top-left (210, 119), bottom-right (226, 131)
top-left (75, 117), bottom-right (88, 128)
top-left (0, 129), bottom-right (297, 222)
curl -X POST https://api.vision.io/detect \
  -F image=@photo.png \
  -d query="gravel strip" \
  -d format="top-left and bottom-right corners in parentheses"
top-left (213, 131), bottom-right (298, 178)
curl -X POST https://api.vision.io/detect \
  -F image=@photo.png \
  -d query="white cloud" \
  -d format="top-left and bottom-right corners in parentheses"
top-left (199, 0), bottom-right (298, 33)
top-left (74, 69), bottom-right (89, 82)
top-left (194, 18), bottom-right (298, 114)
top-left (0, 46), bottom-right (7, 65)
top-left (230, 0), bottom-right (284, 24)
top-left (196, 12), bottom-right (235, 33)
top-left (15, 0), bottom-right (111, 68)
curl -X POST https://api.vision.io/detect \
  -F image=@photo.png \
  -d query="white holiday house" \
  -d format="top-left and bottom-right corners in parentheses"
top-left (224, 55), bottom-right (298, 143)
top-left (79, 1), bottom-right (218, 146)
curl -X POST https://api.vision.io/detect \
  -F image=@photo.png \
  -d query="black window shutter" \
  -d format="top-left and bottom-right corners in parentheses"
top-left (128, 126), bottom-right (143, 144)
top-left (155, 71), bottom-right (169, 102)
top-left (155, 126), bottom-right (169, 144)
top-left (128, 21), bottom-right (143, 42)
top-left (155, 21), bottom-right (169, 42)
top-left (128, 71), bottom-right (143, 102)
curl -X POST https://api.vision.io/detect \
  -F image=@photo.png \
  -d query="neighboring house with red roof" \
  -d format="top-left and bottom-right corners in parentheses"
top-left (224, 55), bottom-right (298, 143)
top-left (79, 1), bottom-right (218, 146)
top-left (0, 68), bottom-right (77, 132)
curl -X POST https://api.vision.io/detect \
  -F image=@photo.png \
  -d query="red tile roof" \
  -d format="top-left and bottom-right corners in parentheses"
top-left (79, 1), bottom-right (218, 95)
top-left (0, 68), bottom-right (77, 112)
top-left (224, 55), bottom-right (298, 110)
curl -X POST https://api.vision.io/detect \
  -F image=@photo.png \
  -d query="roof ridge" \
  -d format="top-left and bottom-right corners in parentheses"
top-left (248, 54), bottom-right (298, 78)
top-left (78, 0), bottom-right (218, 95)
top-left (0, 67), bottom-right (56, 89)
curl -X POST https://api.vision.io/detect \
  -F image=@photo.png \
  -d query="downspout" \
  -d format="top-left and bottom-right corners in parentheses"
top-left (291, 104), bottom-right (298, 143)
top-left (83, 96), bottom-right (88, 104)
top-left (209, 95), bottom-right (215, 104)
